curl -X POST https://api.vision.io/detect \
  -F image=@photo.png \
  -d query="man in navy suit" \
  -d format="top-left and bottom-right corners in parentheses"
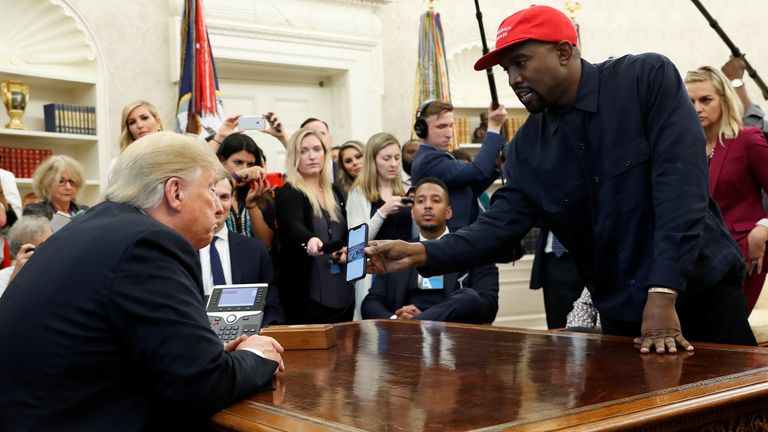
top-left (200, 176), bottom-right (285, 326)
top-left (367, 5), bottom-right (756, 354)
top-left (410, 100), bottom-right (506, 231)
top-left (362, 178), bottom-right (499, 323)
top-left (0, 132), bottom-right (285, 431)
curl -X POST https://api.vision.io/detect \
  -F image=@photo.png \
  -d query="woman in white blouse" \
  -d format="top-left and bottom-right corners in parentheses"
top-left (346, 132), bottom-right (413, 319)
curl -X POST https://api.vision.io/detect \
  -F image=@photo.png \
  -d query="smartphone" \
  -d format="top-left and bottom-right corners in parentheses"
top-left (266, 172), bottom-right (284, 188)
top-left (239, 115), bottom-right (267, 130)
top-left (400, 197), bottom-right (413, 205)
top-left (346, 223), bottom-right (368, 282)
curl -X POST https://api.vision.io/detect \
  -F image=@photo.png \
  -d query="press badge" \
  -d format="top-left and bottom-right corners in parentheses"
top-left (420, 275), bottom-right (444, 290)
top-left (330, 263), bottom-right (341, 275)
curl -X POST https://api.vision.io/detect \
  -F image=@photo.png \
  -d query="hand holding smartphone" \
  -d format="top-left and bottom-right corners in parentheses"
top-left (346, 223), bottom-right (368, 282)
top-left (238, 115), bottom-right (267, 130)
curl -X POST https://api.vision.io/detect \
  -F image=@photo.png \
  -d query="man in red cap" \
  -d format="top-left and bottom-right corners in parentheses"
top-left (367, 5), bottom-right (756, 353)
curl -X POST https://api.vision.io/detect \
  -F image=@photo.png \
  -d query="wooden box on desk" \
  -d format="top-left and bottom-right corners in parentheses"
top-left (260, 324), bottom-right (336, 349)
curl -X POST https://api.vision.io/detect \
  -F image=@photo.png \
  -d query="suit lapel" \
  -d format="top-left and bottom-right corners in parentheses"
top-left (444, 273), bottom-right (458, 296)
top-left (397, 269), bottom-right (418, 308)
top-left (709, 139), bottom-right (732, 196)
top-left (228, 234), bottom-right (242, 284)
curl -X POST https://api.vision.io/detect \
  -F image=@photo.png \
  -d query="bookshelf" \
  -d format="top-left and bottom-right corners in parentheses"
top-left (0, 0), bottom-right (107, 207)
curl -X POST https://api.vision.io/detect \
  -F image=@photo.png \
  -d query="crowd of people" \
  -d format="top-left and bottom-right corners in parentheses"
top-left (1, 3), bottom-right (768, 429)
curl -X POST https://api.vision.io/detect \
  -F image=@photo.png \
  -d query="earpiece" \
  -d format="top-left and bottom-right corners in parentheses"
top-left (413, 99), bottom-right (435, 139)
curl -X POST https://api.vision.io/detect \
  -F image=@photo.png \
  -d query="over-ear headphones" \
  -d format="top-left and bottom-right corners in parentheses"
top-left (413, 99), bottom-right (436, 139)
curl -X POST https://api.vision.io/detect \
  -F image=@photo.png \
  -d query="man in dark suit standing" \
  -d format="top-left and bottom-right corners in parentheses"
top-left (362, 178), bottom-right (499, 324)
top-left (200, 176), bottom-right (285, 326)
top-left (0, 132), bottom-right (284, 431)
top-left (367, 5), bottom-right (756, 354)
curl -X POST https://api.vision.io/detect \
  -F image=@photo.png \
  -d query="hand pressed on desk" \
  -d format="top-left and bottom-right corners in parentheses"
top-left (227, 334), bottom-right (286, 373)
top-left (634, 291), bottom-right (693, 354)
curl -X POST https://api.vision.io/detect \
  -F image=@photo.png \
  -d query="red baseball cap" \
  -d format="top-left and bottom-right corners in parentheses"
top-left (474, 5), bottom-right (578, 71)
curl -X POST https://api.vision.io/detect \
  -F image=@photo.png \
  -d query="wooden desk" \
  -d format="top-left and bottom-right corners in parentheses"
top-left (212, 320), bottom-right (768, 431)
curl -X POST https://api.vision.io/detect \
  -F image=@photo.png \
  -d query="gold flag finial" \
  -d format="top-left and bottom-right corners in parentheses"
top-left (563, 0), bottom-right (581, 20)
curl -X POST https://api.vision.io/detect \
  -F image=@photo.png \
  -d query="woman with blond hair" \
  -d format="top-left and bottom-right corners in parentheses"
top-left (346, 132), bottom-right (412, 319)
top-left (119, 100), bottom-right (163, 152)
top-left (686, 66), bottom-right (768, 312)
top-left (275, 127), bottom-right (352, 323)
top-left (24, 155), bottom-right (88, 219)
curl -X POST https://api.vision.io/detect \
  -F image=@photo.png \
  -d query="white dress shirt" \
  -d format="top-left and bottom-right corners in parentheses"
top-left (0, 169), bottom-right (22, 218)
top-left (199, 227), bottom-right (232, 295)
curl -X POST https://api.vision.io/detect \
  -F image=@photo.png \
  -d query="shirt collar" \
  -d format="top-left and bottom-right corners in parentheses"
top-left (545, 58), bottom-right (599, 135)
top-left (419, 226), bottom-right (449, 242)
top-left (214, 226), bottom-right (229, 242)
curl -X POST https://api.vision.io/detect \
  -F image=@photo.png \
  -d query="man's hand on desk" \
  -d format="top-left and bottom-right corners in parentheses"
top-left (365, 240), bottom-right (427, 274)
top-left (635, 290), bottom-right (693, 354)
top-left (228, 335), bottom-right (286, 373)
top-left (395, 304), bottom-right (422, 320)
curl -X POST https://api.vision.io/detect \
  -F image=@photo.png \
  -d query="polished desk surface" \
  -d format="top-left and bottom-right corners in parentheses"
top-left (213, 320), bottom-right (768, 431)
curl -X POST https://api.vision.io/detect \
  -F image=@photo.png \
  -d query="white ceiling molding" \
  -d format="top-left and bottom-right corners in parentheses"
top-left (0, 0), bottom-right (97, 72)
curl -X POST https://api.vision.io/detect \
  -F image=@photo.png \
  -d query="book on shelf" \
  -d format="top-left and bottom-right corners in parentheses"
top-left (0, 147), bottom-right (53, 179)
top-left (43, 103), bottom-right (96, 135)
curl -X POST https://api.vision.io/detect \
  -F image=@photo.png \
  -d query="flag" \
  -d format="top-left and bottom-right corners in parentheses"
top-left (413, 7), bottom-right (453, 148)
top-left (176, 0), bottom-right (224, 135)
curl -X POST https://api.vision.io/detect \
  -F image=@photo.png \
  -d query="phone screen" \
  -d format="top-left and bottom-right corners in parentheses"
top-left (346, 223), bottom-right (368, 282)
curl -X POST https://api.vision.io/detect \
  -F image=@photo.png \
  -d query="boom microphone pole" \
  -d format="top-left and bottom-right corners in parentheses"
top-left (690, 0), bottom-right (768, 100)
top-left (474, 0), bottom-right (500, 109)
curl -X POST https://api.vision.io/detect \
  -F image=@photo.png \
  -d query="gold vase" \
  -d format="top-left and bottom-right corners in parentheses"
top-left (1, 79), bottom-right (30, 130)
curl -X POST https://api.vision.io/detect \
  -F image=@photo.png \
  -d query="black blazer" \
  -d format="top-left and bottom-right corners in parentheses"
top-left (227, 231), bottom-right (285, 326)
top-left (361, 260), bottom-right (499, 324)
top-left (0, 202), bottom-right (277, 431)
top-left (274, 182), bottom-right (348, 322)
top-left (23, 200), bottom-right (88, 220)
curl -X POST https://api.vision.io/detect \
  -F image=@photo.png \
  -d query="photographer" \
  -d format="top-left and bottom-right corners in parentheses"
top-left (0, 216), bottom-right (52, 297)
top-left (216, 133), bottom-right (276, 248)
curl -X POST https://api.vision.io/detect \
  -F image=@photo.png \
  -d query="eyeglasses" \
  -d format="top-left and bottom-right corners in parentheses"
top-left (58, 179), bottom-right (78, 187)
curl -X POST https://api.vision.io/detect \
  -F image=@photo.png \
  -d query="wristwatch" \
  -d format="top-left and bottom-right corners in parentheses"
top-left (731, 78), bottom-right (745, 88)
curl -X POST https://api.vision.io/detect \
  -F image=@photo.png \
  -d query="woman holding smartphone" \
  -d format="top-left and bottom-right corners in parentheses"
top-left (275, 127), bottom-right (352, 324)
top-left (217, 133), bottom-right (275, 248)
top-left (346, 132), bottom-right (412, 319)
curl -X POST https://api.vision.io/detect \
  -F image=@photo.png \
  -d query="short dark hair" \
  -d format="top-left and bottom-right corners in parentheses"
top-left (422, 101), bottom-right (453, 118)
top-left (414, 177), bottom-right (449, 203)
top-left (300, 117), bottom-right (330, 131)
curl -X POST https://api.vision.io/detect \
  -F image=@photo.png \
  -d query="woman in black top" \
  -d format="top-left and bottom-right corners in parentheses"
top-left (275, 127), bottom-right (352, 324)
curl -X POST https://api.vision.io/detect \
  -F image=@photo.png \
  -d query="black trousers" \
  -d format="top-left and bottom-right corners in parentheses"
top-left (541, 253), bottom-right (585, 329)
top-left (601, 263), bottom-right (757, 346)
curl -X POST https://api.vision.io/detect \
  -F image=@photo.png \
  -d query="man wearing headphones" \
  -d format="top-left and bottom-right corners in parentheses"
top-left (411, 100), bottom-right (508, 231)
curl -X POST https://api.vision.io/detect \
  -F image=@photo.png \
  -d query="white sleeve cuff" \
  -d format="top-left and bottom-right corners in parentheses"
top-left (240, 347), bottom-right (266, 359)
top-left (756, 218), bottom-right (768, 229)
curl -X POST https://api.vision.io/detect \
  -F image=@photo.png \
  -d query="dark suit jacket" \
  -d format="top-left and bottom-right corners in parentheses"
top-left (709, 126), bottom-right (768, 259)
top-left (0, 202), bottom-right (277, 431)
top-left (23, 200), bottom-right (88, 220)
top-left (411, 131), bottom-right (503, 231)
top-left (228, 231), bottom-right (286, 326)
top-left (361, 262), bottom-right (499, 324)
